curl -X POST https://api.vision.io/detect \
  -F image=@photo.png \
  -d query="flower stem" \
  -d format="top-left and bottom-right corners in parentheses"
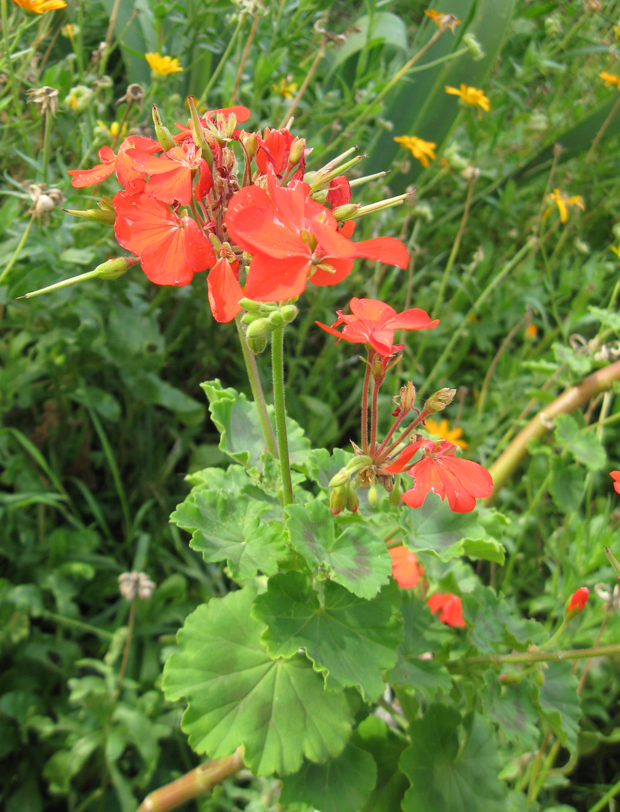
top-left (271, 326), bottom-right (294, 506)
top-left (198, 15), bottom-right (245, 107)
top-left (0, 211), bottom-right (35, 286)
top-left (234, 314), bottom-right (278, 457)
top-left (41, 107), bottom-right (53, 184)
top-left (136, 751), bottom-right (244, 812)
top-left (361, 355), bottom-right (372, 454)
top-left (0, 0), bottom-right (33, 157)
top-left (451, 642), bottom-right (620, 669)
top-left (115, 599), bottom-right (135, 699)
top-left (382, 408), bottom-right (429, 458)
top-left (369, 376), bottom-right (380, 455)
top-left (230, 12), bottom-right (259, 103)
top-left (585, 93), bottom-right (620, 165)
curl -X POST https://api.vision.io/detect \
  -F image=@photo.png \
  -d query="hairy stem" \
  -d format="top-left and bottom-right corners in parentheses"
top-left (271, 326), bottom-right (294, 506)
top-left (451, 642), bottom-right (620, 668)
top-left (361, 356), bottom-right (372, 454)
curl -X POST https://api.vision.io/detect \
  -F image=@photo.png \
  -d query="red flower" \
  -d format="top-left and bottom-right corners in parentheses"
top-left (225, 174), bottom-right (409, 301)
top-left (384, 439), bottom-right (493, 513)
top-left (68, 136), bottom-right (159, 189)
top-left (388, 545), bottom-right (424, 588)
top-left (126, 142), bottom-right (212, 205)
top-left (316, 297), bottom-right (438, 357)
top-left (567, 586), bottom-right (589, 615)
top-left (326, 176), bottom-right (351, 208)
top-left (207, 256), bottom-right (243, 323)
top-left (114, 190), bottom-right (215, 286)
top-left (256, 128), bottom-right (305, 180)
top-left (427, 593), bottom-right (465, 628)
top-left (173, 106), bottom-right (251, 143)
top-left (611, 471), bottom-right (620, 494)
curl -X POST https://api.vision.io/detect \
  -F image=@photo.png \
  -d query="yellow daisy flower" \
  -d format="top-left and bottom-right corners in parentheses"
top-left (273, 78), bottom-right (298, 99)
top-left (546, 189), bottom-right (585, 224)
top-left (12, 0), bottom-right (66, 11)
top-left (145, 52), bottom-right (183, 77)
top-left (445, 84), bottom-right (490, 117)
top-left (425, 418), bottom-right (468, 449)
top-left (393, 135), bottom-right (436, 168)
top-left (425, 9), bottom-right (460, 33)
top-left (600, 71), bottom-right (620, 89)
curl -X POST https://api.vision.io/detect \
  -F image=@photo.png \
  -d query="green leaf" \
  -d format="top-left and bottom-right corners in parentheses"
top-left (306, 447), bottom-right (354, 489)
top-left (353, 716), bottom-right (409, 812)
top-left (534, 661), bottom-right (581, 752)
top-left (549, 457), bottom-right (584, 513)
top-left (171, 488), bottom-right (286, 581)
top-left (554, 413), bottom-right (606, 471)
top-left (387, 593), bottom-right (451, 695)
top-left (202, 379), bottom-right (311, 472)
top-left (480, 672), bottom-right (539, 750)
top-left (253, 573), bottom-right (402, 701)
top-left (552, 343), bottom-right (593, 377)
top-left (162, 588), bottom-right (354, 776)
top-left (462, 587), bottom-right (545, 654)
top-left (402, 495), bottom-right (505, 564)
top-left (589, 306), bottom-right (620, 332)
top-left (285, 500), bottom-right (392, 599)
top-left (400, 707), bottom-right (507, 812)
top-left (280, 743), bottom-right (378, 812)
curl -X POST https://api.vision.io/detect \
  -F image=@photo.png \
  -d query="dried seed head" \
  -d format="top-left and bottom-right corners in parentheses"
top-left (118, 571), bottom-right (156, 601)
top-left (27, 86), bottom-right (59, 117)
top-left (117, 83), bottom-right (146, 108)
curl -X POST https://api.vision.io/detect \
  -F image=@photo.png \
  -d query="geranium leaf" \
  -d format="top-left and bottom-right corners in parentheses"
top-left (285, 500), bottom-right (392, 599)
top-left (462, 587), bottom-right (546, 654)
top-left (387, 593), bottom-right (451, 695)
top-left (305, 447), bottom-right (354, 489)
top-left (279, 743), bottom-right (377, 812)
top-left (554, 413), bottom-right (606, 471)
top-left (253, 572), bottom-right (402, 701)
top-left (162, 588), bottom-right (354, 776)
top-left (353, 716), bottom-right (409, 812)
top-left (171, 488), bottom-right (286, 581)
top-left (533, 661), bottom-right (581, 752)
top-left (400, 706), bottom-right (507, 812)
top-left (481, 672), bottom-right (540, 750)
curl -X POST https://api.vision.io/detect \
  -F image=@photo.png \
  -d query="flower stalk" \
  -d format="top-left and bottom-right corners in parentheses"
top-left (271, 326), bottom-right (294, 506)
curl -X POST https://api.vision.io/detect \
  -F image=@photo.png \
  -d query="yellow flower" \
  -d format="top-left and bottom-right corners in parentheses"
top-left (12, 0), bottom-right (66, 11)
top-left (425, 418), bottom-right (468, 449)
top-left (425, 9), bottom-right (460, 33)
top-left (600, 71), bottom-right (620, 89)
top-left (445, 84), bottom-right (490, 116)
top-left (145, 52), bottom-right (183, 77)
top-left (61, 24), bottom-right (75, 39)
top-left (393, 135), bottom-right (436, 168)
top-left (273, 78), bottom-right (298, 99)
top-left (524, 323), bottom-right (538, 340)
top-left (96, 120), bottom-right (128, 140)
top-left (546, 188), bottom-right (585, 224)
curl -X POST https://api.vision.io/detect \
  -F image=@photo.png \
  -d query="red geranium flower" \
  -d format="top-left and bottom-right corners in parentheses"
top-left (427, 593), bottom-right (465, 628)
top-left (255, 128), bottom-right (305, 180)
top-left (68, 136), bottom-right (159, 189)
top-left (207, 256), bottom-right (244, 323)
top-left (126, 141), bottom-right (212, 206)
top-left (567, 586), bottom-right (589, 615)
top-left (326, 175), bottom-right (351, 208)
top-left (173, 105), bottom-right (251, 143)
top-left (225, 174), bottom-right (409, 301)
top-left (388, 545), bottom-right (424, 588)
top-left (316, 297), bottom-right (438, 357)
top-left (611, 471), bottom-right (620, 494)
top-left (114, 190), bottom-right (215, 286)
top-left (384, 438), bottom-right (493, 513)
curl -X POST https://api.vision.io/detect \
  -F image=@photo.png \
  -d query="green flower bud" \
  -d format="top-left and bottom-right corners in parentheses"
top-left (239, 297), bottom-right (264, 312)
top-left (152, 105), bottom-right (175, 152)
top-left (267, 311), bottom-right (284, 328)
top-left (388, 480), bottom-right (402, 507)
top-left (346, 483), bottom-right (359, 513)
top-left (247, 335), bottom-right (267, 355)
top-left (368, 484), bottom-right (379, 508)
top-left (534, 669), bottom-right (545, 687)
top-left (64, 207), bottom-right (116, 225)
top-left (245, 318), bottom-right (271, 339)
top-left (330, 486), bottom-right (347, 515)
top-left (280, 304), bottom-right (299, 324)
top-left (498, 672), bottom-right (525, 686)
top-left (424, 388), bottom-right (457, 414)
top-left (241, 311), bottom-right (261, 325)
top-left (463, 33), bottom-right (485, 61)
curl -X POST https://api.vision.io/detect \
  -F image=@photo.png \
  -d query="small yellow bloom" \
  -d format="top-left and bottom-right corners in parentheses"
top-left (611, 244), bottom-right (620, 259)
top-left (600, 71), bottom-right (620, 89)
top-left (425, 9), bottom-right (460, 33)
top-left (425, 418), bottom-right (468, 449)
top-left (273, 78), bottom-right (298, 99)
top-left (546, 188), bottom-right (585, 224)
top-left (96, 120), bottom-right (127, 140)
top-left (145, 52), bottom-right (183, 77)
top-left (393, 135), bottom-right (436, 168)
top-left (61, 24), bottom-right (75, 39)
top-left (12, 0), bottom-right (66, 11)
top-left (614, 24), bottom-right (620, 40)
top-left (445, 84), bottom-right (490, 116)
top-left (525, 323), bottom-right (538, 340)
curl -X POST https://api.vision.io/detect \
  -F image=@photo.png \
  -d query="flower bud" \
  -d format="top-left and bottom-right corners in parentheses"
top-left (565, 586), bottom-right (589, 619)
top-left (64, 207), bottom-right (116, 225)
top-left (534, 669), bottom-right (545, 687)
top-left (463, 33), bottom-right (485, 61)
top-left (368, 484), bottom-right (379, 507)
top-left (424, 388), bottom-right (456, 414)
top-left (245, 318), bottom-right (271, 339)
top-left (247, 335), bottom-right (268, 355)
top-left (239, 297), bottom-right (266, 312)
top-left (280, 304), bottom-right (299, 324)
top-left (95, 257), bottom-right (138, 280)
top-left (346, 483), bottom-right (359, 513)
top-left (241, 131), bottom-right (258, 161)
top-left (498, 672), bottom-right (525, 686)
top-left (606, 546), bottom-right (620, 580)
top-left (152, 105), bottom-right (175, 152)
top-left (388, 480), bottom-right (403, 507)
top-left (187, 96), bottom-right (214, 166)
top-left (332, 203), bottom-right (361, 221)
top-left (241, 311), bottom-right (261, 325)
top-left (330, 486), bottom-right (347, 515)
top-left (288, 137), bottom-right (306, 167)
top-left (329, 469), bottom-right (351, 489)
top-left (267, 311), bottom-right (284, 328)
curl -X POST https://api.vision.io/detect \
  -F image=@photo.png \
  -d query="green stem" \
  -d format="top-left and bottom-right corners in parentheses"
top-left (361, 355), bottom-right (372, 454)
top-left (0, 0), bottom-right (33, 156)
top-left (198, 15), bottom-right (245, 107)
top-left (41, 108), bottom-right (53, 184)
top-left (586, 776), bottom-right (620, 812)
top-left (420, 239), bottom-right (537, 397)
top-left (0, 211), bottom-right (35, 286)
top-left (451, 642), bottom-right (620, 669)
top-left (235, 315), bottom-right (278, 457)
top-left (41, 610), bottom-right (114, 640)
top-left (271, 326), bottom-right (294, 506)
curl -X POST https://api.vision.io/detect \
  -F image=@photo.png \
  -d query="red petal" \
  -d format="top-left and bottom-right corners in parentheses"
top-left (349, 298), bottom-right (396, 323)
top-left (68, 161), bottom-right (117, 188)
top-left (226, 186), bottom-right (307, 259)
top-left (146, 167), bottom-right (193, 205)
top-left (385, 308), bottom-right (439, 332)
top-left (389, 546), bottom-right (421, 588)
top-left (354, 236), bottom-right (410, 269)
top-left (244, 253), bottom-right (310, 301)
top-left (311, 218), bottom-right (357, 260)
top-left (309, 256), bottom-right (354, 288)
top-left (207, 258), bottom-right (243, 322)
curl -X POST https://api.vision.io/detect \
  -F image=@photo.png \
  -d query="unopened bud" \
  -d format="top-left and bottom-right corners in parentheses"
top-left (64, 207), bottom-right (116, 225)
top-left (242, 131), bottom-right (258, 161)
top-left (498, 672), bottom-right (525, 686)
top-left (267, 311), bottom-right (284, 328)
top-left (247, 335), bottom-right (268, 355)
top-left (368, 484), bottom-right (379, 508)
top-left (395, 382), bottom-right (416, 415)
top-left (332, 203), bottom-right (361, 221)
top-left (280, 304), bottom-right (299, 324)
top-left (187, 96), bottom-right (214, 166)
top-left (288, 137), bottom-right (306, 167)
top-left (329, 469), bottom-right (351, 489)
top-left (152, 105), bottom-right (175, 152)
top-left (463, 33), bottom-right (485, 61)
top-left (424, 388), bottom-right (456, 414)
top-left (534, 669), bottom-right (545, 687)
top-left (246, 318), bottom-right (270, 339)
top-left (346, 483), bottom-right (359, 513)
top-left (565, 586), bottom-right (589, 621)
top-left (388, 480), bottom-right (402, 507)
top-left (95, 257), bottom-right (138, 279)
top-left (330, 486), bottom-right (347, 515)
top-left (241, 311), bottom-right (261, 325)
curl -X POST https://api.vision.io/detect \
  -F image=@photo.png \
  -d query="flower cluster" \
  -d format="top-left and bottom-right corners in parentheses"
top-left (67, 103), bottom-right (410, 324)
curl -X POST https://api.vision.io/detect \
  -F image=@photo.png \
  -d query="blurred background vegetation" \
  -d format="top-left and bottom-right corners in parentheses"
top-left (3, 0), bottom-right (620, 809)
